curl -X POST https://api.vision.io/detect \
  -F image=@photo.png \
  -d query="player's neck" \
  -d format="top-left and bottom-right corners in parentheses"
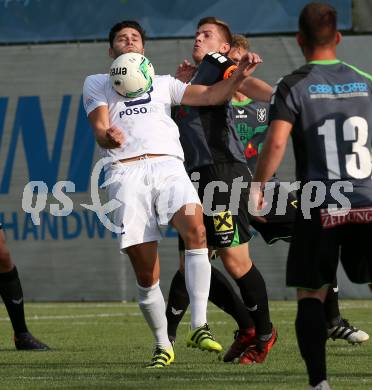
top-left (232, 91), bottom-right (250, 102)
top-left (305, 47), bottom-right (337, 63)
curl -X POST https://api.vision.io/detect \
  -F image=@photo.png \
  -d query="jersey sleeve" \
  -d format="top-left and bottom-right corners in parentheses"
top-left (83, 75), bottom-right (108, 116)
top-left (269, 77), bottom-right (298, 124)
top-left (192, 52), bottom-right (237, 85)
top-left (168, 76), bottom-right (188, 105)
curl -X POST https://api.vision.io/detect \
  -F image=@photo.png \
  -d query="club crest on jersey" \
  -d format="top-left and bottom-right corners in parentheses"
top-left (256, 108), bottom-right (267, 123)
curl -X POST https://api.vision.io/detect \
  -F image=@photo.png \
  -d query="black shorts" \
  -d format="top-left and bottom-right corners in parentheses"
top-left (179, 162), bottom-right (252, 250)
top-left (286, 208), bottom-right (372, 290)
top-left (249, 181), bottom-right (297, 244)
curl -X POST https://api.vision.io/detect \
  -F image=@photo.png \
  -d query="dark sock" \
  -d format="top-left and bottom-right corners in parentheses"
top-left (166, 270), bottom-right (189, 341)
top-left (235, 264), bottom-right (272, 336)
top-left (324, 277), bottom-right (341, 327)
top-left (166, 266), bottom-right (255, 341)
top-left (295, 298), bottom-right (327, 387)
top-left (209, 266), bottom-right (254, 329)
top-left (0, 266), bottom-right (28, 334)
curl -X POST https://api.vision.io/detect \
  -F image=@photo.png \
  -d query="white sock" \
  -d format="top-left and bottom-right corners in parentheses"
top-left (137, 281), bottom-right (171, 349)
top-left (184, 248), bottom-right (211, 329)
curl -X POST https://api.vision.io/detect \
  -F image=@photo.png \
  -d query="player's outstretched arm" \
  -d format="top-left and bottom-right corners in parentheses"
top-left (238, 77), bottom-right (273, 102)
top-left (181, 52), bottom-right (263, 106)
top-left (88, 106), bottom-right (124, 149)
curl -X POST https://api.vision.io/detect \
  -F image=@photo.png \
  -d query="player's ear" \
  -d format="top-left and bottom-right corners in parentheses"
top-left (220, 42), bottom-right (230, 55)
top-left (109, 47), bottom-right (115, 59)
top-left (296, 33), bottom-right (304, 48)
top-left (335, 31), bottom-right (342, 46)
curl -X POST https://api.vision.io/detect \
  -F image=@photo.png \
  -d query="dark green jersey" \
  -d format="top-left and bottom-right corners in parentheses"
top-left (174, 52), bottom-right (247, 172)
top-left (270, 60), bottom-right (372, 207)
top-left (229, 99), bottom-right (270, 175)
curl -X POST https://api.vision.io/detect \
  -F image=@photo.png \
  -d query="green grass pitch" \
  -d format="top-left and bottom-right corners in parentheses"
top-left (0, 301), bottom-right (371, 389)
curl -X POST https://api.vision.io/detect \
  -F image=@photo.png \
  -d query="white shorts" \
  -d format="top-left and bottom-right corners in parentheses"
top-left (104, 156), bottom-right (201, 251)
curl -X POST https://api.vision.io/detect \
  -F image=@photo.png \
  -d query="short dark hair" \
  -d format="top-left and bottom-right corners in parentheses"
top-left (197, 16), bottom-right (233, 45)
top-left (231, 34), bottom-right (250, 51)
top-left (109, 20), bottom-right (146, 48)
top-left (299, 2), bottom-right (337, 48)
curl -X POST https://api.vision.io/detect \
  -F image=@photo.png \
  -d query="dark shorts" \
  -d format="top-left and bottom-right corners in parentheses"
top-left (286, 207), bottom-right (372, 290)
top-left (249, 181), bottom-right (297, 244)
top-left (179, 162), bottom-right (252, 250)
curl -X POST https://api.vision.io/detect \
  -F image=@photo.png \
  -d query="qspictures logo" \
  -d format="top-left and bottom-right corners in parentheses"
top-left (20, 164), bottom-right (368, 234)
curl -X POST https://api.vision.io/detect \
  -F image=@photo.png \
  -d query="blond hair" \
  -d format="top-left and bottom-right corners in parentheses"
top-left (231, 34), bottom-right (250, 51)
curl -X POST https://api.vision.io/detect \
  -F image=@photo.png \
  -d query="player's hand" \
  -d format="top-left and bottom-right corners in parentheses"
top-left (248, 183), bottom-right (267, 223)
top-left (106, 125), bottom-right (124, 148)
top-left (175, 59), bottom-right (197, 83)
top-left (237, 52), bottom-right (263, 77)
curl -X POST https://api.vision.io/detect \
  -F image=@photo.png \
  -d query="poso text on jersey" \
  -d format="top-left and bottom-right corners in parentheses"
top-left (119, 105), bottom-right (158, 117)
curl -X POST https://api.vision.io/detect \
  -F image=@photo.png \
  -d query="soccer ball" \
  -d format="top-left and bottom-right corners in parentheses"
top-left (109, 52), bottom-right (155, 98)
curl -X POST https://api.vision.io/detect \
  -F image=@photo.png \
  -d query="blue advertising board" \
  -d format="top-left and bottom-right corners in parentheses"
top-left (0, 0), bottom-right (352, 43)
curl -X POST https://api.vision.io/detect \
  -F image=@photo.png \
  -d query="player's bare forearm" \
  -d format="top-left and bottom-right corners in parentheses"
top-left (239, 77), bottom-right (273, 102)
top-left (253, 120), bottom-right (292, 187)
top-left (88, 106), bottom-right (124, 148)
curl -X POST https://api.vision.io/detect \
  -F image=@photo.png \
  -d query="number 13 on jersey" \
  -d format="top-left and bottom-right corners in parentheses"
top-left (318, 116), bottom-right (372, 180)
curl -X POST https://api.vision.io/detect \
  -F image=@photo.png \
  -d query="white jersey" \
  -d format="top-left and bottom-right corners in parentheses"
top-left (83, 74), bottom-right (188, 161)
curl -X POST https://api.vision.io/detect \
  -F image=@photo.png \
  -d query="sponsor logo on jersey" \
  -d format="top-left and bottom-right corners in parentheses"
top-left (256, 108), bottom-right (267, 123)
top-left (245, 142), bottom-right (258, 159)
top-left (213, 211), bottom-right (233, 232)
top-left (119, 106), bottom-right (149, 117)
top-left (320, 207), bottom-right (372, 228)
top-left (308, 82), bottom-right (368, 99)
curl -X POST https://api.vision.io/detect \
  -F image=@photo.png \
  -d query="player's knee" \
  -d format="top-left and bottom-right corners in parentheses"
top-left (136, 272), bottom-right (158, 288)
top-left (183, 224), bottom-right (206, 248)
top-left (297, 288), bottom-right (328, 302)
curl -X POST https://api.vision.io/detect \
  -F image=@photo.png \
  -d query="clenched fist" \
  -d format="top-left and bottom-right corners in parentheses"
top-left (106, 125), bottom-right (124, 148)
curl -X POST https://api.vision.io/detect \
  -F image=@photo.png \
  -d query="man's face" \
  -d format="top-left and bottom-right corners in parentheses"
top-left (192, 23), bottom-right (230, 64)
top-left (228, 46), bottom-right (248, 66)
top-left (109, 27), bottom-right (144, 58)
